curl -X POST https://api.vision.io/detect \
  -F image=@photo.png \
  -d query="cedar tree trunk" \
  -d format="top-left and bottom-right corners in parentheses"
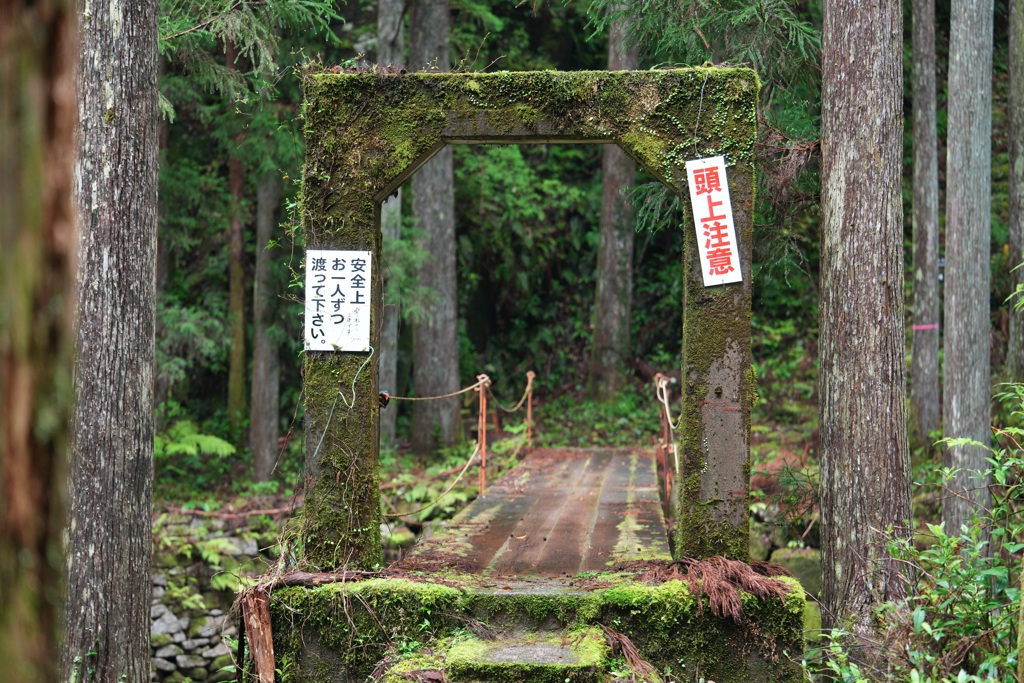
top-left (250, 174), bottom-right (280, 481)
top-left (227, 43), bottom-right (248, 440)
top-left (910, 0), bottom-right (941, 446)
top-left (588, 12), bottom-right (639, 402)
top-left (942, 0), bottom-right (993, 535)
top-left (409, 0), bottom-right (460, 454)
top-left (378, 0), bottom-right (405, 447)
top-left (819, 0), bottom-right (912, 637)
top-left (0, 0), bottom-right (76, 679)
top-left (61, 0), bottom-right (159, 677)
top-left (1008, 0), bottom-right (1024, 380)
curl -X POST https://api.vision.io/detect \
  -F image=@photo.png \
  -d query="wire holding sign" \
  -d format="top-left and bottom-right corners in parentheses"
top-left (304, 249), bottom-right (373, 351)
top-left (685, 156), bottom-right (743, 287)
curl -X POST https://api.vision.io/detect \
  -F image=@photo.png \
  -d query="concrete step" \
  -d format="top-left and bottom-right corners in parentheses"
top-left (446, 628), bottom-right (608, 683)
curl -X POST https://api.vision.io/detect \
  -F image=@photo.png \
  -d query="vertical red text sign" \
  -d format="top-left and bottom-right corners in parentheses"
top-left (304, 250), bottom-right (373, 351)
top-left (685, 156), bottom-right (743, 287)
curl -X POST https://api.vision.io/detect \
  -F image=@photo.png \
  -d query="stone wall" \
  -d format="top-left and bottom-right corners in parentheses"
top-left (149, 513), bottom-right (279, 682)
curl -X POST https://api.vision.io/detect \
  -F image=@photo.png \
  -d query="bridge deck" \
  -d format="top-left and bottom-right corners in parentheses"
top-left (398, 448), bottom-right (671, 577)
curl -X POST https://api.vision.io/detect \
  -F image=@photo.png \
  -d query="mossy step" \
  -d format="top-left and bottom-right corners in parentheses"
top-left (446, 628), bottom-right (607, 683)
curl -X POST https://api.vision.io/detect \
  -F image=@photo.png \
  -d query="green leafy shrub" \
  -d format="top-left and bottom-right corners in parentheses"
top-left (805, 385), bottom-right (1024, 682)
top-left (155, 413), bottom-right (237, 495)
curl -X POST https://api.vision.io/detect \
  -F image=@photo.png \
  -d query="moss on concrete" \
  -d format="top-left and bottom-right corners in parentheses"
top-left (265, 570), bottom-right (804, 683)
top-left (446, 628), bottom-right (606, 682)
top-left (300, 67), bottom-right (759, 569)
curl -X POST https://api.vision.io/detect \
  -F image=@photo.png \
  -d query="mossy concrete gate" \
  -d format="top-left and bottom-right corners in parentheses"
top-left (300, 68), bottom-right (759, 571)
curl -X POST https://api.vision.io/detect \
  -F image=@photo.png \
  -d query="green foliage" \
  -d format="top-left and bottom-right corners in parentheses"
top-left (806, 384), bottom-right (1024, 681)
top-left (154, 406), bottom-right (237, 493)
top-left (454, 144), bottom-right (602, 390)
top-left (752, 316), bottom-right (817, 424)
top-left (535, 386), bottom-right (660, 448)
top-left (159, 0), bottom-right (340, 104)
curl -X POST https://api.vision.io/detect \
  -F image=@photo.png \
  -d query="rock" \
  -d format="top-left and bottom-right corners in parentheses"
top-left (210, 654), bottom-right (234, 672)
top-left (187, 667), bottom-right (208, 680)
top-left (154, 644), bottom-right (183, 659)
top-left (226, 536), bottom-right (259, 556)
top-left (151, 603), bottom-right (168, 619)
top-left (151, 610), bottom-right (182, 637)
top-left (153, 658), bottom-right (176, 672)
top-left (194, 615), bottom-right (226, 638)
top-left (210, 667), bottom-right (237, 682)
top-left (202, 642), bottom-right (231, 659)
top-left (749, 521), bottom-right (771, 561)
top-left (152, 586), bottom-right (165, 600)
top-left (153, 552), bottom-right (178, 568)
top-left (152, 573), bottom-right (168, 587)
top-left (803, 600), bottom-right (822, 643)
top-left (176, 615), bottom-right (190, 632)
top-left (221, 625), bottom-right (237, 637)
top-left (209, 608), bottom-right (224, 617)
top-left (172, 631), bottom-right (185, 644)
top-left (162, 672), bottom-right (188, 683)
top-left (771, 547), bottom-right (821, 598)
top-left (150, 633), bottom-right (173, 649)
top-left (175, 654), bottom-right (206, 670)
top-left (181, 638), bottom-right (210, 651)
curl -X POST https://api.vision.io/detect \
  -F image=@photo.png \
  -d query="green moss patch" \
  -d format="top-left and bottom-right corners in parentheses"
top-left (264, 567), bottom-right (804, 683)
top-left (446, 628), bottom-right (606, 682)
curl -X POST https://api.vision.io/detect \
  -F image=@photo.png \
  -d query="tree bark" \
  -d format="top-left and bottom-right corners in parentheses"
top-left (378, 0), bottom-right (405, 447)
top-left (942, 0), bottom-right (993, 536)
top-left (910, 0), bottom-right (941, 447)
top-left (588, 12), bottom-right (639, 402)
top-left (1007, 0), bottom-right (1024, 381)
top-left (0, 0), bottom-right (76, 678)
top-left (819, 0), bottom-right (912, 637)
top-left (227, 42), bottom-right (248, 441)
top-left (250, 174), bottom-right (280, 481)
top-left (62, 0), bottom-right (159, 677)
top-left (409, 0), bottom-right (460, 454)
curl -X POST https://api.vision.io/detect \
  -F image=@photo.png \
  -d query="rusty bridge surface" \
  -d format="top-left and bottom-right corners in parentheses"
top-left (398, 448), bottom-right (672, 577)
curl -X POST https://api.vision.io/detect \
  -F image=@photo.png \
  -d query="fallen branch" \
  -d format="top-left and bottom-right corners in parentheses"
top-left (263, 570), bottom-right (383, 588)
top-left (160, 504), bottom-right (300, 519)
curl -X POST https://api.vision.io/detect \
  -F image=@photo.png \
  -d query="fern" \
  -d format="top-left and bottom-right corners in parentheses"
top-left (155, 420), bottom-right (236, 460)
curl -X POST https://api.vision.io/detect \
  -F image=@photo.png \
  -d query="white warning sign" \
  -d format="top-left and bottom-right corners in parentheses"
top-left (685, 156), bottom-right (743, 287)
top-left (304, 250), bottom-right (372, 352)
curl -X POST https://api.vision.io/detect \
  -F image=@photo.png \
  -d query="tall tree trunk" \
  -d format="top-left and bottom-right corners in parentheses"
top-left (588, 12), bottom-right (638, 402)
top-left (0, 0), bottom-right (76, 679)
top-left (910, 0), bottom-right (940, 447)
top-left (409, 0), bottom-right (459, 454)
top-left (819, 0), bottom-right (911, 638)
top-left (155, 115), bottom-right (171, 425)
top-left (250, 175), bottom-right (280, 481)
top-left (62, 0), bottom-right (158, 676)
top-left (942, 0), bottom-right (993, 536)
top-left (378, 0), bottom-right (405, 447)
top-left (1007, 0), bottom-right (1024, 381)
top-left (227, 42), bottom-right (248, 441)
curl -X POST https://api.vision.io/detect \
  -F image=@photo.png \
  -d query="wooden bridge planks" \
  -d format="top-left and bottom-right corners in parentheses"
top-left (400, 448), bottom-right (671, 577)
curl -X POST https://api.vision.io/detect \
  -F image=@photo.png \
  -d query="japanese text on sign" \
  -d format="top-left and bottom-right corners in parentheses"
top-left (304, 250), bottom-right (372, 352)
top-left (685, 156), bottom-right (743, 287)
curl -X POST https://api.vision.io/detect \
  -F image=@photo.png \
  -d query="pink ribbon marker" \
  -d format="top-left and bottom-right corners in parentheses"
top-left (912, 324), bottom-right (939, 330)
